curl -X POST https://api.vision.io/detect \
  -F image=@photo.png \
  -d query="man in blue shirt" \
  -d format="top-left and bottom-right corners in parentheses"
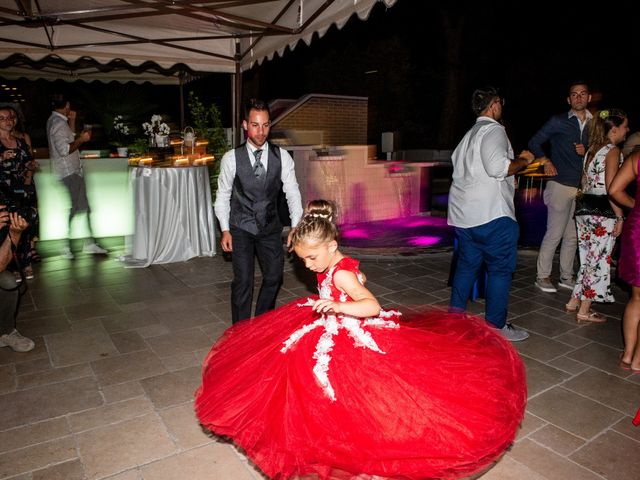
top-left (529, 81), bottom-right (592, 293)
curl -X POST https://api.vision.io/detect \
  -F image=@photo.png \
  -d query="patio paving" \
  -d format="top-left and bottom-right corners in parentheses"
top-left (0, 238), bottom-right (638, 480)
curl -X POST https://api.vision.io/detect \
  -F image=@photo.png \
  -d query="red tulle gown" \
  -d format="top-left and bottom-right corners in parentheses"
top-left (195, 257), bottom-right (527, 480)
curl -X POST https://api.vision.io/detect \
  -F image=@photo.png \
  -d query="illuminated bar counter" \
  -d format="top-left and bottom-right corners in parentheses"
top-left (35, 156), bottom-right (133, 241)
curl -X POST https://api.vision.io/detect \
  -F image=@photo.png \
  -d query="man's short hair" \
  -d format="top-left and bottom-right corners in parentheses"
top-left (568, 80), bottom-right (589, 93)
top-left (471, 87), bottom-right (500, 116)
top-left (243, 98), bottom-right (270, 120)
top-left (51, 93), bottom-right (69, 110)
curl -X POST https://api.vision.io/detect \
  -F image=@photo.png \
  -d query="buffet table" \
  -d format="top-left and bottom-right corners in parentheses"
top-left (124, 165), bottom-right (216, 267)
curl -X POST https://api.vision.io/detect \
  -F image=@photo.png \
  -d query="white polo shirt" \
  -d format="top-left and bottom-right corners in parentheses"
top-left (447, 116), bottom-right (516, 228)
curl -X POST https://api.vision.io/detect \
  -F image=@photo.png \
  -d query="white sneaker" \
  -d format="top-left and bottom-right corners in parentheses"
top-left (61, 247), bottom-right (74, 259)
top-left (0, 329), bottom-right (35, 352)
top-left (82, 243), bottom-right (108, 254)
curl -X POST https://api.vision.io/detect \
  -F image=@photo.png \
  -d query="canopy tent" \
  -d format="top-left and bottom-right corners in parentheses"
top-left (0, 0), bottom-right (398, 142)
top-left (0, 0), bottom-right (397, 81)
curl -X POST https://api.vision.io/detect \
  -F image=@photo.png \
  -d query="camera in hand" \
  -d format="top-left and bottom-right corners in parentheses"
top-left (0, 190), bottom-right (34, 243)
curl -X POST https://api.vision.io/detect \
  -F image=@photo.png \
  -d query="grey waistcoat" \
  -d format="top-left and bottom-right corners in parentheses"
top-left (229, 143), bottom-right (283, 236)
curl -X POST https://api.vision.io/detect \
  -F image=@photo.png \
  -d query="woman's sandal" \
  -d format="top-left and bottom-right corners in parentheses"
top-left (576, 311), bottom-right (607, 323)
top-left (565, 302), bottom-right (579, 312)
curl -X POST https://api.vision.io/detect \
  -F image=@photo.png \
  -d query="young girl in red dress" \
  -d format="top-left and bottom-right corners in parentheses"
top-left (195, 200), bottom-right (527, 480)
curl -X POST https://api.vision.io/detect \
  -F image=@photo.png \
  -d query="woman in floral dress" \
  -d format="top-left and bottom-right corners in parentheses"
top-left (0, 107), bottom-right (38, 281)
top-left (566, 109), bottom-right (628, 322)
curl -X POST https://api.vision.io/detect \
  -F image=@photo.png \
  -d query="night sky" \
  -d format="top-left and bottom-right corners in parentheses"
top-left (245, 1), bottom-right (639, 154)
top-left (3, 0), bottom-right (637, 155)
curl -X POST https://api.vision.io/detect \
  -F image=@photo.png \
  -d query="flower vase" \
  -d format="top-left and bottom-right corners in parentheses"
top-left (155, 134), bottom-right (168, 148)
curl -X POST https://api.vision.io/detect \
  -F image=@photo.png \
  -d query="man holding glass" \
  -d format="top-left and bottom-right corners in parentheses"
top-left (46, 94), bottom-right (107, 259)
top-left (448, 86), bottom-right (534, 342)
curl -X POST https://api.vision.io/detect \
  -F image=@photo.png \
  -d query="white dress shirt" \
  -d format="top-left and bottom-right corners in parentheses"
top-left (447, 116), bottom-right (516, 228)
top-left (214, 142), bottom-right (303, 232)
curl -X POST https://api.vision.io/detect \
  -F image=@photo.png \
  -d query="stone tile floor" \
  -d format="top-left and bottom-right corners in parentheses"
top-left (0, 239), bottom-right (639, 479)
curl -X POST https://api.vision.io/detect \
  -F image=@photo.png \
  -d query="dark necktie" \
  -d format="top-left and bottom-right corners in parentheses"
top-left (253, 149), bottom-right (265, 179)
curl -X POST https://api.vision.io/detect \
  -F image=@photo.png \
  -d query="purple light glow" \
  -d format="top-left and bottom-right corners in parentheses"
top-left (341, 228), bottom-right (370, 239)
top-left (409, 236), bottom-right (442, 247)
top-left (338, 215), bottom-right (455, 249)
top-left (401, 217), bottom-right (447, 228)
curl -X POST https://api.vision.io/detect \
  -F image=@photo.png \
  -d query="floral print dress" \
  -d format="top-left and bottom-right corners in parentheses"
top-left (571, 144), bottom-right (621, 303)
top-left (0, 138), bottom-right (38, 269)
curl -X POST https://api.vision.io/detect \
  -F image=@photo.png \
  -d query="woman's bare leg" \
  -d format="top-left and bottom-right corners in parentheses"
top-left (622, 286), bottom-right (640, 369)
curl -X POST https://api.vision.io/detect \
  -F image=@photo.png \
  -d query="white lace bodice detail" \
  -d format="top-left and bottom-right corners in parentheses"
top-left (281, 261), bottom-right (401, 401)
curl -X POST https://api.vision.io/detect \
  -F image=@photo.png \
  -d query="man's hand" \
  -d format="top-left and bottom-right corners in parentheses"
top-left (518, 150), bottom-right (535, 164)
top-left (286, 228), bottom-right (296, 252)
top-left (78, 130), bottom-right (91, 143)
top-left (574, 143), bottom-right (586, 157)
top-left (543, 159), bottom-right (558, 176)
top-left (220, 230), bottom-right (232, 252)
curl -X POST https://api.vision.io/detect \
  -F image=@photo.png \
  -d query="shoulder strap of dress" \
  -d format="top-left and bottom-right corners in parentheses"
top-left (334, 257), bottom-right (359, 274)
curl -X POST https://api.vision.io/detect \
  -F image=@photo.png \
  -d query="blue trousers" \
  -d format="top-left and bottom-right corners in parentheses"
top-left (449, 217), bottom-right (519, 328)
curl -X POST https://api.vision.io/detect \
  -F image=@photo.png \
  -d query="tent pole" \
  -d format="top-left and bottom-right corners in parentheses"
top-left (179, 73), bottom-right (185, 130)
top-left (233, 38), bottom-right (242, 147)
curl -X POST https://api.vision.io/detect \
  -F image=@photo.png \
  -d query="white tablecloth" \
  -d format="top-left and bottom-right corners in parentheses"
top-left (124, 165), bottom-right (216, 267)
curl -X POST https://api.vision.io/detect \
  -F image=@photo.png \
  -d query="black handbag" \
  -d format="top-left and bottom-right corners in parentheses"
top-left (574, 192), bottom-right (616, 218)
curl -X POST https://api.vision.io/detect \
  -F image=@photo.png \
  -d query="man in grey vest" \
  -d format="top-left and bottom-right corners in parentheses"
top-left (214, 99), bottom-right (303, 323)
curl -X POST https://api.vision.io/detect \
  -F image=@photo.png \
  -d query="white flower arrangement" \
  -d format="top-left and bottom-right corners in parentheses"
top-left (142, 114), bottom-right (170, 136)
top-left (112, 115), bottom-right (130, 146)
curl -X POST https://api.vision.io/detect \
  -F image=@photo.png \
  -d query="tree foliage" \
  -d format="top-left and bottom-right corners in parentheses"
top-left (187, 91), bottom-right (229, 199)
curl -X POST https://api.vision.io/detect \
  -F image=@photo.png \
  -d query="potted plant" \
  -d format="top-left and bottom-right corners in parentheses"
top-left (112, 115), bottom-right (131, 157)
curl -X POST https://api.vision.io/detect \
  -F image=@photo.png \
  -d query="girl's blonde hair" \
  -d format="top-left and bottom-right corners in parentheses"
top-left (291, 199), bottom-right (338, 246)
